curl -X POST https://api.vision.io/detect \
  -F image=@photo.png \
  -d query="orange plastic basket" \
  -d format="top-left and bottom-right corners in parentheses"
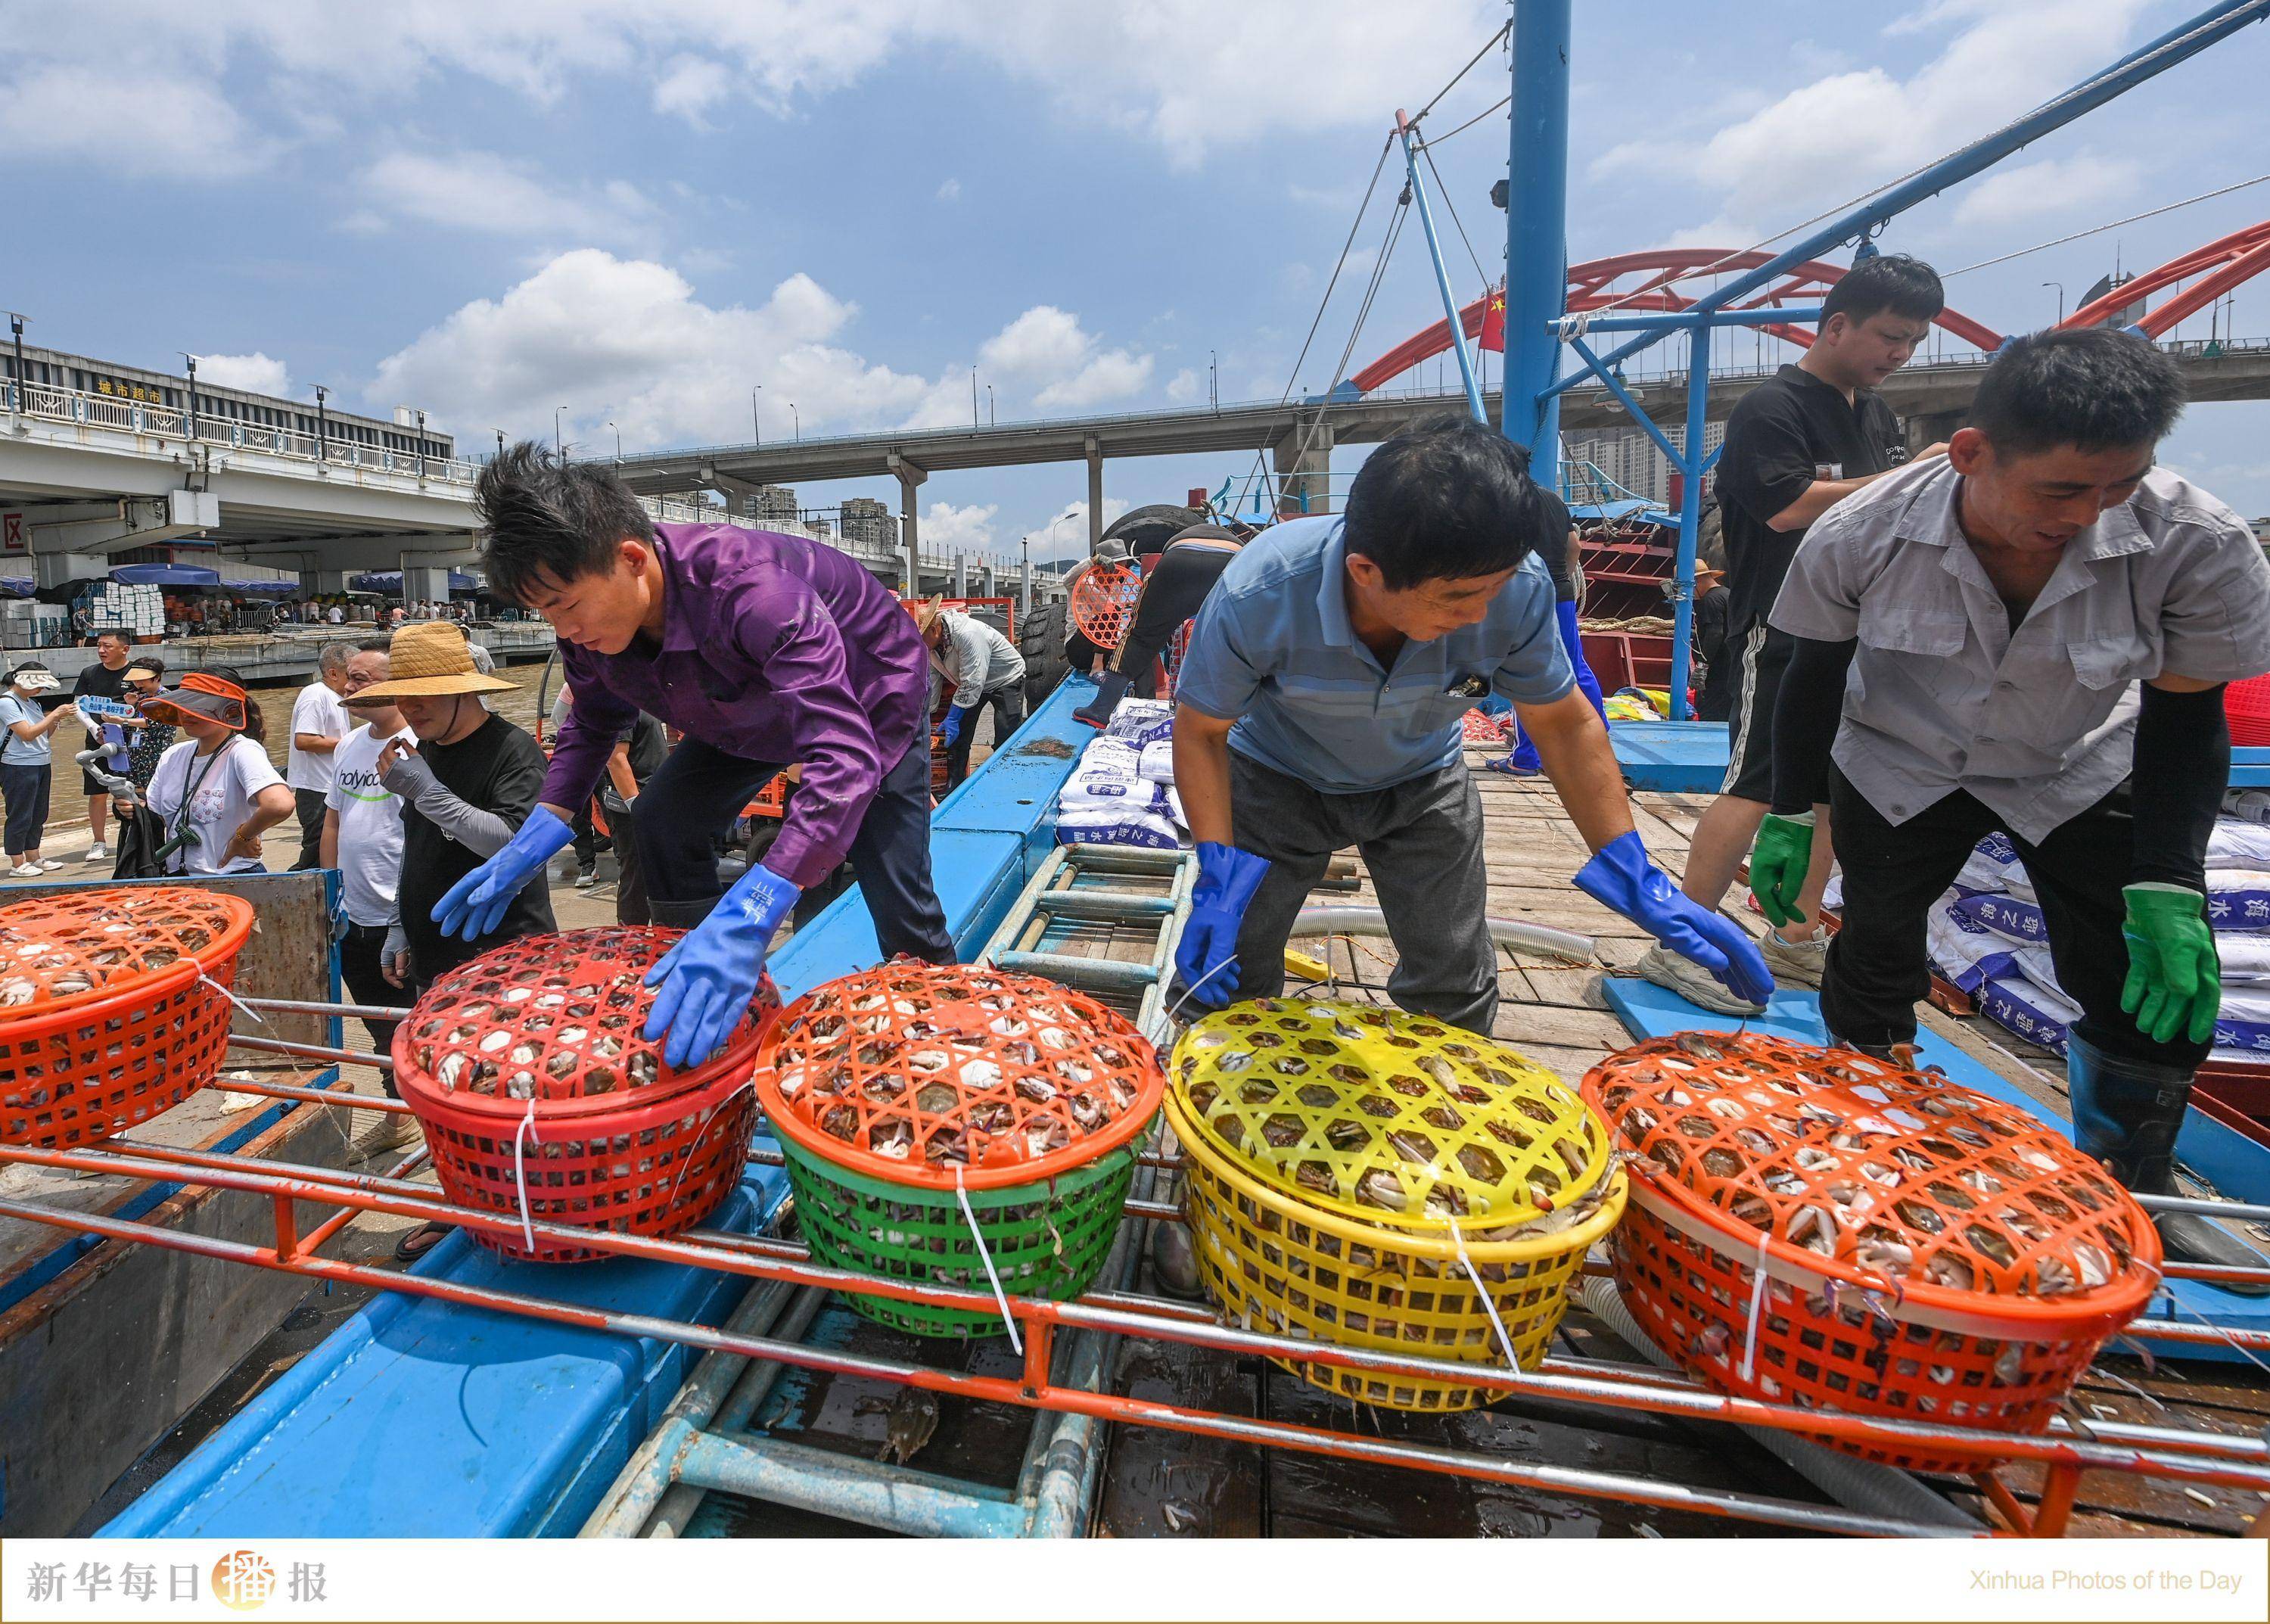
top-left (0, 888), bottom-right (257, 1149)
top-left (754, 962), bottom-right (1161, 1188)
top-left (392, 927), bottom-right (780, 1262)
top-left (1069, 563), bottom-right (1144, 649)
top-left (1583, 1034), bottom-right (2160, 1471)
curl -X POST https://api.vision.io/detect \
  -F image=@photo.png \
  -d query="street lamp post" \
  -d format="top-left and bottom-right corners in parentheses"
top-left (495, 429), bottom-right (505, 459)
top-left (6, 312), bottom-right (23, 417)
top-left (555, 406), bottom-right (566, 459)
top-left (751, 384), bottom-right (762, 444)
top-left (987, 384), bottom-right (995, 425)
top-left (314, 384), bottom-right (328, 462)
top-left (415, 408), bottom-right (427, 479)
top-left (971, 365), bottom-right (979, 429)
top-left (791, 403), bottom-right (799, 440)
top-left (609, 420), bottom-right (620, 463)
top-left (181, 353), bottom-right (200, 440)
top-left (2043, 281), bottom-right (2066, 327)
top-left (1020, 534), bottom-right (1031, 618)
top-left (1209, 349), bottom-right (1218, 411)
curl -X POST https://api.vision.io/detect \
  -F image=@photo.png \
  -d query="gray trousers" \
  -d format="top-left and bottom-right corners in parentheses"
top-left (1229, 751), bottom-right (1497, 1034)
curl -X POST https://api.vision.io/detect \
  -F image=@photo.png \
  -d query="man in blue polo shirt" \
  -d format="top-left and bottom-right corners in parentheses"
top-left (1172, 416), bottom-right (1772, 1032)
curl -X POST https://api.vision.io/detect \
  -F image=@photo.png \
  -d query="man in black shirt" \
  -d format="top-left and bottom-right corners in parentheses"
top-left (1637, 253), bottom-right (1948, 1013)
top-left (348, 621), bottom-right (555, 994)
top-left (71, 630), bottom-right (132, 863)
top-left (1690, 562), bottom-right (1733, 722)
top-left (599, 710), bottom-right (667, 925)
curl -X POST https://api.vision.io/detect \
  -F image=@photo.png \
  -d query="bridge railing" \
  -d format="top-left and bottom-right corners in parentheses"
top-left (4, 381), bottom-right (483, 486)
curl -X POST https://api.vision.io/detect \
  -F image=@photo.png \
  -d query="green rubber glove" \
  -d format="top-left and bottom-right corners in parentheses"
top-left (2119, 883), bottom-right (2221, 1045)
top-left (1748, 811), bottom-right (1815, 929)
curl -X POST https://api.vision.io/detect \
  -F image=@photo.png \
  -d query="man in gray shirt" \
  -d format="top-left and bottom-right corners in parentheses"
top-left (1751, 329), bottom-right (2270, 1281)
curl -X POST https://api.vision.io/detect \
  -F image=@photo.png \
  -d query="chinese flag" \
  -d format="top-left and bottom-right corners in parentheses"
top-left (1478, 291), bottom-right (1507, 353)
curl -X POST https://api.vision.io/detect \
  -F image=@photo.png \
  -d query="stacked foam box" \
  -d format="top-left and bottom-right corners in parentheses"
top-left (1053, 698), bottom-right (1183, 850)
top-left (72, 582), bottom-right (163, 638)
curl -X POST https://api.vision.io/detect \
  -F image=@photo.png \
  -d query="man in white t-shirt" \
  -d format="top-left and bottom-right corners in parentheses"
top-left (323, 640), bottom-right (419, 1151)
top-left (286, 643), bottom-right (355, 871)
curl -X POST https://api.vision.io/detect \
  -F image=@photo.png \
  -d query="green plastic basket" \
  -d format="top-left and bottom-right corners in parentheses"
top-left (777, 1134), bottom-right (1138, 1338)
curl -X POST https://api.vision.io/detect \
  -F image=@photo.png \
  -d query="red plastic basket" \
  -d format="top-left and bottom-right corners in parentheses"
top-left (391, 926), bottom-right (780, 1262)
top-left (1583, 1034), bottom-right (2158, 1472)
top-left (1069, 563), bottom-right (1144, 649)
top-left (2226, 673), bottom-right (2270, 747)
top-left (0, 888), bottom-right (257, 1149)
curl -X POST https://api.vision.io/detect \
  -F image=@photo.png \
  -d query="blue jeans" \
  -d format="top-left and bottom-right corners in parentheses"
top-left (1509, 599), bottom-right (1606, 770)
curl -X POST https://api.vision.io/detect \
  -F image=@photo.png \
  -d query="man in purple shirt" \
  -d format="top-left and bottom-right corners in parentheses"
top-left (433, 445), bottom-right (953, 1067)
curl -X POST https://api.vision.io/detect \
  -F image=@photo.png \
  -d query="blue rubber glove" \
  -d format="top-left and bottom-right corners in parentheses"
top-left (1174, 841), bottom-right (1272, 1012)
top-left (430, 804), bottom-right (574, 942)
top-left (643, 861), bottom-right (801, 1071)
top-left (939, 705), bottom-right (969, 748)
top-left (1574, 830), bottom-right (1776, 1007)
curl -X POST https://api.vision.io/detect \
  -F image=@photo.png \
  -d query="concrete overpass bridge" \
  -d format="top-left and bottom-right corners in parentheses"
top-left (610, 339), bottom-right (2270, 571)
top-left (0, 382), bottom-right (1049, 601)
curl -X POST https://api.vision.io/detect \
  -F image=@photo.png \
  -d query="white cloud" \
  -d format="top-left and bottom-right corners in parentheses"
top-left (653, 55), bottom-right (732, 123)
top-left (359, 150), bottom-right (658, 242)
top-left (1165, 367), bottom-right (1201, 403)
top-left (1948, 152), bottom-right (2141, 228)
top-left (921, 500), bottom-right (999, 552)
top-left (936, 177), bottom-right (962, 202)
top-left (194, 352), bottom-right (294, 397)
top-left (1034, 349), bottom-right (1153, 410)
top-left (1592, 1), bottom-right (2152, 228)
top-left (368, 249), bottom-right (934, 448)
top-left (0, 65), bottom-right (265, 179)
top-left (978, 305), bottom-right (1154, 412)
top-left (2, 3), bottom-right (1507, 176)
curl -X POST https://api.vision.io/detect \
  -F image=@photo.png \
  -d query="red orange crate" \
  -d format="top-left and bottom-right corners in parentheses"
top-left (0, 888), bottom-right (257, 1150)
top-left (391, 926), bottom-right (781, 1262)
top-left (1584, 1034), bottom-right (2159, 1473)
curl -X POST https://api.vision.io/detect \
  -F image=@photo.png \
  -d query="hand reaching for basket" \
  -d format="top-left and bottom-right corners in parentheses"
top-left (643, 860), bottom-right (802, 1070)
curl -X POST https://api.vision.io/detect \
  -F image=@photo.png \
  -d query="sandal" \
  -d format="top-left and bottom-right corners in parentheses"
top-left (393, 1221), bottom-right (452, 1266)
top-left (1480, 754), bottom-right (1538, 778)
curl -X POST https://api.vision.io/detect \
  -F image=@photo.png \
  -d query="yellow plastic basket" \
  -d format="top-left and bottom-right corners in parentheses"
top-left (1168, 1000), bottom-right (1626, 1411)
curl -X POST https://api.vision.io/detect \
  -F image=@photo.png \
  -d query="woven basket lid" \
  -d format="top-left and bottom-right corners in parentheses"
top-left (1170, 1000), bottom-right (1615, 1234)
top-left (1068, 563), bottom-right (1143, 646)
top-left (0, 888), bottom-right (255, 1014)
top-left (391, 927), bottom-right (779, 1119)
top-left (752, 963), bottom-right (1162, 1190)
top-left (1582, 1034), bottom-right (2160, 1307)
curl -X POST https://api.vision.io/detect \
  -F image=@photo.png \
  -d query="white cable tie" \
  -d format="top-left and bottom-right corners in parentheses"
top-left (199, 972), bottom-right (266, 1026)
top-left (1740, 1226), bottom-right (1773, 1383)
top-left (955, 1165), bottom-right (1023, 1355)
top-left (1449, 1219), bottom-right (1522, 1374)
top-left (512, 1095), bottom-right (540, 1255)
top-left (1165, 955), bottom-right (1237, 1025)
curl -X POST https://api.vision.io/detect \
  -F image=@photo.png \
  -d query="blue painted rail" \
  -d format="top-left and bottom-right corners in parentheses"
top-left (105, 678), bottom-right (1105, 1537)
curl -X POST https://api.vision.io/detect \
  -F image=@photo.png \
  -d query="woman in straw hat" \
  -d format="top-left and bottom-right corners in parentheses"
top-left (135, 667), bottom-right (296, 876)
top-left (440, 445), bottom-right (952, 1072)
top-left (347, 621), bottom-right (555, 993)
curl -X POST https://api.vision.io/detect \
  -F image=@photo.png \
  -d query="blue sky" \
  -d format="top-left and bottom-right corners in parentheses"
top-left (6, 0), bottom-right (2270, 565)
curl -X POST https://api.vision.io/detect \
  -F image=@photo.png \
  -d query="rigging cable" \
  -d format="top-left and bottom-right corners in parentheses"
top-left (1941, 173), bottom-right (2270, 276)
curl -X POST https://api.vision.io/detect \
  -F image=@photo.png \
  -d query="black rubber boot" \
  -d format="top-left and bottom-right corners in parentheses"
top-left (2066, 1034), bottom-right (2270, 1294)
top-left (1072, 668), bottom-right (1130, 730)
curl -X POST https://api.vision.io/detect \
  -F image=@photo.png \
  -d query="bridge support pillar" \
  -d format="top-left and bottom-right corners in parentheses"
top-left (401, 565), bottom-right (452, 605)
top-left (1906, 409), bottom-right (1963, 457)
top-left (978, 562), bottom-right (995, 598)
top-left (888, 453), bottom-right (928, 594)
top-left (1273, 418), bottom-right (1335, 515)
top-left (1085, 437), bottom-right (1103, 549)
top-left (300, 569), bottom-right (351, 598)
top-left (953, 553), bottom-right (969, 598)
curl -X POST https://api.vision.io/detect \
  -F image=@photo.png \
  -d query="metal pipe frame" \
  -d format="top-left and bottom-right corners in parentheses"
top-left (1397, 114), bottom-right (1488, 426)
top-left (5, 1134), bottom-right (2267, 1539)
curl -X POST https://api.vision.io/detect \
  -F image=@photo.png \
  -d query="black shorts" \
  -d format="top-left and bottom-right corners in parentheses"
top-left (1720, 620), bottom-right (1794, 802)
top-left (81, 764), bottom-right (110, 798)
